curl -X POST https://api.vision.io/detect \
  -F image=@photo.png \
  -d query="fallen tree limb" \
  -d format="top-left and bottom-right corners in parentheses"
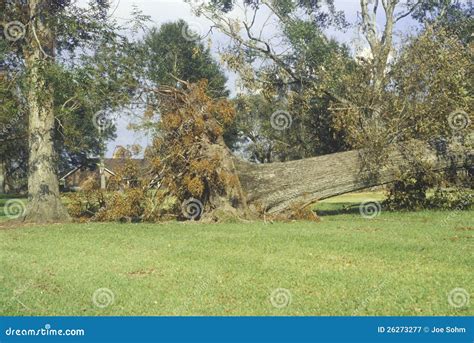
top-left (234, 142), bottom-right (472, 213)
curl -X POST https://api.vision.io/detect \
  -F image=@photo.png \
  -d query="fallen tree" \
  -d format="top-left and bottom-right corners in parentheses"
top-left (234, 143), bottom-right (472, 214)
top-left (190, 0), bottom-right (473, 218)
top-left (62, 81), bottom-right (472, 223)
top-left (144, 81), bottom-right (472, 221)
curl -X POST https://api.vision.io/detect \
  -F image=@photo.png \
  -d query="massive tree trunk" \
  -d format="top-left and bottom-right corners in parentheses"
top-left (235, 142), bottom-right (471, 214)
top-left (21, 0), bottom-right (70, 223)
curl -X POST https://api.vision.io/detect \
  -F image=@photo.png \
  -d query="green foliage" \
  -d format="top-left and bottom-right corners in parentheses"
top-left (142, 20), bottom-right (228, 98)
top-left (384, 163), bottom-right (473, 211)
top-left (229, 93), bottom-right (347, 163)
top-left (229, 95), bottom-right (281, 162)
top-left (1, 1), bottom-right (147, 182)
top-left (0, 72), bottom-right (28, 192)
top-left (66, 189), bottom-right (106, 220)
top-left (1, 46), bottom-right (139, 173)
top-left (385, 181), bottom-right (473, 212)
top-left (205, 0), bottom-right (346, 28)
top-left (66, 187), bottom-right (170, 223)
top-left (428, 188), bottom-right (473, 210)
top-left (65, 155), bottom-right (168, 222)
top-left (384, 172), bottom-right (437, 211)
top-left (66, 81), bottom-right (239, 222)
top-left (203, 0), bottom-right (472, 212)
top-left (411, 0), bottom-right (473, 44)
top-left (218, 11), bottom-right (354, 161)
top-left (332, 26), bottom-right (472, 190)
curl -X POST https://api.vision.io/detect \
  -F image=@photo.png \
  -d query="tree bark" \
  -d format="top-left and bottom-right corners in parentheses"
top-left (197, 137), bottom-right (252, 222)
top-left (235, 142), bottom-right (471, 214)
top-left (21, 0), bottom-right (70, 223)
top-left (0, 160), bottom-right (5, 194)
top-left (360, 0), bottom-right (396, 96)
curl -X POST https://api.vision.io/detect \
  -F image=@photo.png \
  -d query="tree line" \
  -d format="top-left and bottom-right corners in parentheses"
top-left (0, 0), bottom-right (472, 223)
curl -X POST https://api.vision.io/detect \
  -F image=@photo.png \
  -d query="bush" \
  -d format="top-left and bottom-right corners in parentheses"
top-left (428, 188), bottom-right (472, 210)
top-left (65, 151), bottom-right (170, 222)
top-left (384, 169), bottom-right (473, 211)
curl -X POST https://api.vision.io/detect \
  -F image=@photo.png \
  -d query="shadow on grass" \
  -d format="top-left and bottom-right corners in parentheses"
top-left (315, 203), bottom-right (362, 216)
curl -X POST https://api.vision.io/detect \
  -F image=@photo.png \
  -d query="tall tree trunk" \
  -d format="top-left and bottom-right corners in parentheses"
top-left (360, 0), bottom-right (396, 107)
top-left (21, 0), bottom-right (70, 223)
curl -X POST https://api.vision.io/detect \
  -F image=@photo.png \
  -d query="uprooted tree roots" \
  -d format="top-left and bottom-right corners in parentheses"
top-left (146, 80), bottom-right (251, 222)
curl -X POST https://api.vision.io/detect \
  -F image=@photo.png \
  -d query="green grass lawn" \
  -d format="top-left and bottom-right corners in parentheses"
top-left (0, 193), bottom-right (472, 316)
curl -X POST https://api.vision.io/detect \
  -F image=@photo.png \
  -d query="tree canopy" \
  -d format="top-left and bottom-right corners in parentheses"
top-left (142, 20), bottom-right (228, 98)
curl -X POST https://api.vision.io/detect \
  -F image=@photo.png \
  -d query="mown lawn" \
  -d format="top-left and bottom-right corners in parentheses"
top-left (0, 193), bottom-right (472, 316)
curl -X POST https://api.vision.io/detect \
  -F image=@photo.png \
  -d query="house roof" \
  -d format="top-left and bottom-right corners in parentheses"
top-left (103, 158), bottom-right (148, 172)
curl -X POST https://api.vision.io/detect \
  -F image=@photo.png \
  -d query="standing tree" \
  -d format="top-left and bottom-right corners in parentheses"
top-left (142, 20), bottom-right (229, 98)
top-left (1, 1), bottom-right (143, 223)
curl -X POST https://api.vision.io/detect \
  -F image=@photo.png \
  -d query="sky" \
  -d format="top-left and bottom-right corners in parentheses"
top-left (104, 0), bottom-right (419, 157)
